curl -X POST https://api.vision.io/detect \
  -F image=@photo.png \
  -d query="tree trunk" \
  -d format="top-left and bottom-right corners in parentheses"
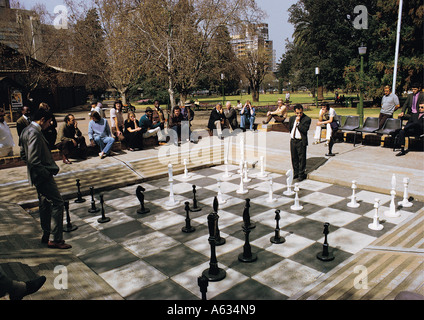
top-left (251, 86), bottom-right (260, 102)
top-left (167, 38), bottom-right (176, 109)
top-left (118, 88), bottom-right (128, 105)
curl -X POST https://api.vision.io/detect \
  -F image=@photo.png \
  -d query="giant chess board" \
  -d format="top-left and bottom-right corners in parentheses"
top-left (55, 164), bottom-right (423, 300)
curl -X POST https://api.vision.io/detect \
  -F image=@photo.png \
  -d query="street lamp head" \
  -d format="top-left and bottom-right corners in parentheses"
top-left (315, 67), bottom-right (320, 75)
top-left (358, 45), bottom-right (367, 55)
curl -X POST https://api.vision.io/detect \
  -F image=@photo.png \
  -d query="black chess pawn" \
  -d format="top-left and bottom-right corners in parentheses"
top-left (202, 212), bottom-right (226, 282)
top-left (270, 209), bottom-right (285, 244)
top-left (88, 186), bottom-right (100, 213)
top-left (182, 201), bottom-right (195, 233)
top-left (197, 275), bottom-right (209, 301)
top-left (63, 200), bottom-right (78, 232)
top-left (213, 197), bottom-right (226, 246)
top-left (136, 186), bottom-right (150, 214)
top-left (317, 222), bottom-right (334, 261)
top-left (190, 185), bottom-right (201, 212)
top-left (238, 201), bottom-right (257, 263)
top-left (242, 198), bottom-right (256, 229)
top-left (97, 194), bottom-right (111, 224)
top-left (75, 179), bottom-right (86, 203)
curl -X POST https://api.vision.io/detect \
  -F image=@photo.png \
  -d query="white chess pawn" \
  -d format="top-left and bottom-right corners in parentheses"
top-left (221, 159), bottom-right (233, 180)
top-left (257, 156), bottom-right (268, 178)
top-left (267, 177), bottom-right (277, 203)
top-left (347, 180), bottom-right (360, 208)
top-left (398, 177), bottom-right (413, 208)
top-left (165, 164), bottom-right (180, 207)
top-left (237, 170), bottom-right (248, 194)
top-left (290, 183), bottom-right (303, 211)
top-left (243, 161), bottom-right (251, 183)
top-left (368, 198), bottom-right (383, 230)
top-left (182, 159), bottom-right (191, 180)
top-left (217, 179), bottom-right (227, 204)
top-left (385, 189), bottom-right (400, 218)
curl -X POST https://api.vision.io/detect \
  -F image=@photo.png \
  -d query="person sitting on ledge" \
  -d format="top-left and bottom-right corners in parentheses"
top-left (263, 98), bottom-right (288, 125)
top-left (55, 114), bottom-right (87, 164)
top-left (393, 103), bottom-right (424, 157)
top-left (124, 111), bottom-right (143, 151)
top-left (207, 103), bottom-right (228, 139)
top-left (240, 100), bottom-right (256, 131)
top-left (139, 107), bottom-right (167, 145)
top-left (88, 111), bottom-right (115, 159)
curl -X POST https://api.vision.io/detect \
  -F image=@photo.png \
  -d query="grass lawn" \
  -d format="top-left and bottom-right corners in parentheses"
top-left (131, 92), bottom-right (398, 120)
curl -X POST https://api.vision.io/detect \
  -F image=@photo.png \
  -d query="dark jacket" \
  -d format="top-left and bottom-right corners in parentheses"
top-left (208, 108), bottom-right (226, 131)
top-left (20, 122), bottom-right (59, 187)
top-left (402, 92), bottom-right (424, 116)
top-left (139, 114), bottom-right (161, 134)
top-left (225, 107), bottom-right (238, 130)
top-left (16, 115), bottom-right (30, 138)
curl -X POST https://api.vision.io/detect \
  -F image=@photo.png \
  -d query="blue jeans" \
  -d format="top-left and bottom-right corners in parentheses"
top-left (240, 115), bottom-right (255, 130)
top-left (94, 136), bottom-right (115, 155)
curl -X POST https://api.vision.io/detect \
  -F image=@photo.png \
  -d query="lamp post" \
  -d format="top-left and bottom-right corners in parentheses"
top-left (315, 67), bottom-right (320, 108)
top-left (358, 45), bottom-right (367, 127)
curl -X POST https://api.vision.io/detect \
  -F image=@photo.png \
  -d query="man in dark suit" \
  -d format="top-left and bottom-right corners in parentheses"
top-left (207, 103), bottom-right (227, 139)
top-left (399, 83), bottom-right (424, 120)
top-left (16, 106), bottom-right (31, 138)
top-left (289, 104), bottom-right (311, 181)
top-left (19, 108), bottom-right (71, 249)
top-left (395, 103), bottom-right (424, 156)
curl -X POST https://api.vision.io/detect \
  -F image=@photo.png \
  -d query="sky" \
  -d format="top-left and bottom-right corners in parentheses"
top-left (18, 0), bottom-right (296, 60)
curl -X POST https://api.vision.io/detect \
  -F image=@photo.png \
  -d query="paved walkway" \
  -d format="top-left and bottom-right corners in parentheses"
top-left (0, 106), bottom-right (423, 300)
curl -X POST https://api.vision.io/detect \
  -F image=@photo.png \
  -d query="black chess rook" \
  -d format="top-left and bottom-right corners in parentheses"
top-left (136, 186), bottom-right (150, 214)
top-left (75, 179), bottom-right (86, 203)
top-left (317, 222), bottom-right (334, 261)
top-left (270, 209), bottom-right (285, 244)
top-left (182, 201), bottom-right (195, 233)
top-left (97, 194), bottom-right (111, 224)
top-left (202, 212), bottom-right (226, 282)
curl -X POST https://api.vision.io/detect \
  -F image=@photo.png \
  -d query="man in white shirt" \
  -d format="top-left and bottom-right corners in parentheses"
top-left (289, 104), bottom-right (311, 181)
top-left (0, 110), bottom-right (15, 157)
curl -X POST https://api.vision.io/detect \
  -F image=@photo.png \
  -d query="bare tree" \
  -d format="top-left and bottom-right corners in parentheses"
top-left (112, 0), bottom-right (262, 108)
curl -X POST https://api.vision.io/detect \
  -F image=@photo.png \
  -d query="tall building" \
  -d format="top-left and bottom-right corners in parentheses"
top-left (0, 2), bottom-right (44, 61)
top-left (230, 23), bottom-right (275, 71)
